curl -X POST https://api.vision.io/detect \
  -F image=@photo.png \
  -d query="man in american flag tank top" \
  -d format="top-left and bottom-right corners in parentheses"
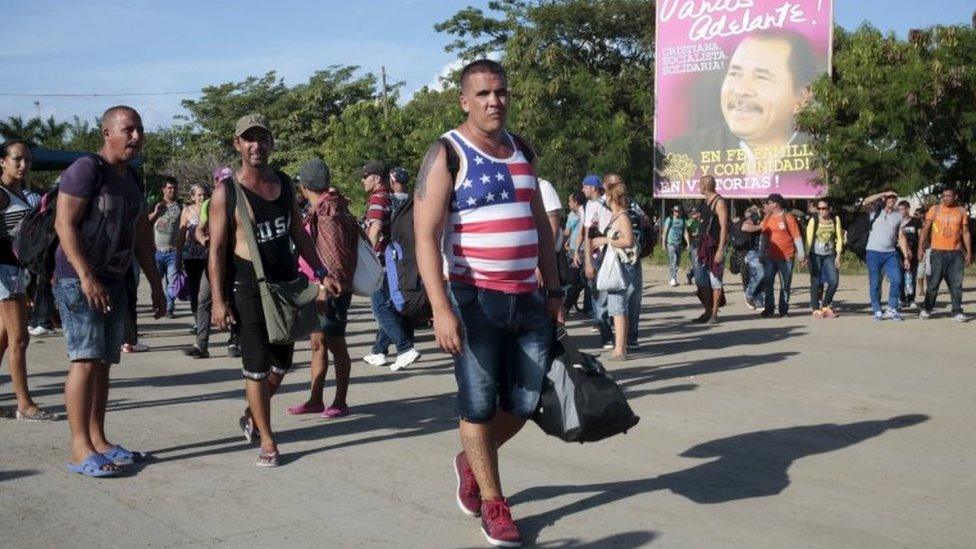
top-left (414, 59), bottom-right (564, 548)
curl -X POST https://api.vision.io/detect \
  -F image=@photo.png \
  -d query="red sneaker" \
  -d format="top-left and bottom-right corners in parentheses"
top-left (453, 452), bottom-right (481, 516)
top-left (480, 498), bottom-right (522, 547)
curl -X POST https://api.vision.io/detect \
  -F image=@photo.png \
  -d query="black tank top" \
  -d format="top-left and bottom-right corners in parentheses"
top-left (226, 174), bottom-right (297, 284)
top-left (698, 195), bottom-right (722, 244)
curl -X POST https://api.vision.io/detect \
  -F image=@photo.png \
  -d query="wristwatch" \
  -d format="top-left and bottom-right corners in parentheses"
top-left (314, 266), bottom-right (329, 280)
top-left (546, 288), bottom-right (565, 299)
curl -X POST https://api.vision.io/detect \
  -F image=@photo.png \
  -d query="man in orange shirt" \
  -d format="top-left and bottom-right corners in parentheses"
top-left (918, 187), bottom-right (972, 321)
top-left (759, 193), bottom-right (805, 317)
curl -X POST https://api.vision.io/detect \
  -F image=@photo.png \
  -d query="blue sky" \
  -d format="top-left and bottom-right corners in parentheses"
top-left (1, 0), bottom-right (974, 129)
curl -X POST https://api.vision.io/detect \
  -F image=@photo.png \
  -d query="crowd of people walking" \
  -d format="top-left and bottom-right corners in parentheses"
top-left (1, 58), bottom-right (973, 547)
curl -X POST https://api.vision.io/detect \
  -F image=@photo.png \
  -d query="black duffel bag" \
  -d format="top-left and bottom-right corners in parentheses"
top-left (534, 329), bottom-right (640, 443)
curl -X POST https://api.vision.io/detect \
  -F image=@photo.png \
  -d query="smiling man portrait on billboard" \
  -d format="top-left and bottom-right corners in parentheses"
top-left (654, 0), bottom-right (832, 199)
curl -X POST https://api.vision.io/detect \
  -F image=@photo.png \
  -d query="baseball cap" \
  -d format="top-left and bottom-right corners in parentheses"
top-left (298, 158), bottom-right (331, 191)
top-left (362, 160), bottom-right (386, 179)
top-left (390, 167), bottom-right (409, 185)
top-left (582, 174), bottom-right (602, 188)
top-left (234, 113), bottom-right (271, 138)
top-left (765, 193), bottom-right (787, 208)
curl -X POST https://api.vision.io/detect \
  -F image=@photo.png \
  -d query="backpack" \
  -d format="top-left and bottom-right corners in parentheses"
top-left (533, 329), bottom-right (640, 443)
top-left (384, 194), bottom-right (431, 326)
top-left (845, 208), bottom-right (874, 262)
top-left (13, 155), bottom-right (142, 280)
top-left (627, 203), bottom-right (654, 259)
top-left (385, 133), bottom-right (537, 325)
top-left (730, 218), bottom-right (752, 251)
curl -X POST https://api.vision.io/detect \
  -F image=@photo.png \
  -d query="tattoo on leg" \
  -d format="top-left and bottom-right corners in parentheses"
top-left (414, 141), bottom-right (443, 201)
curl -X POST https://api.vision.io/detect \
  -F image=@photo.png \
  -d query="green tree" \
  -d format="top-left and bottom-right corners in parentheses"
top-left (798, 23), bottom-right (976, 201)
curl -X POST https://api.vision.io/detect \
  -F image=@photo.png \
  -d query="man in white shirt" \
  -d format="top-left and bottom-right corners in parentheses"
top-left (580, 174), bottom-right (613, 349)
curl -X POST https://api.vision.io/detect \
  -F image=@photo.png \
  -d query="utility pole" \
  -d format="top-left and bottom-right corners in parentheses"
top-left (381, 66), bottom-right (389, 122)
top-left (34, 100), bottom-right (40, 119)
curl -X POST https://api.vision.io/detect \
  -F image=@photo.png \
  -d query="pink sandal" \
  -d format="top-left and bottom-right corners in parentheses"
top-left (286, 402), bottom-right (325, 415)
top-left (321, 405), bottom-right (350, 419)
top-left (257, 449), bottom-right (280, 467)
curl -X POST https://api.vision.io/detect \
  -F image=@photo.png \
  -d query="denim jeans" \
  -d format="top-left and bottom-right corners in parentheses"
top-left (448, 283), bottom-right (552, 423)
top-left (588, 278), bottom-right (612, 345)
top-left (666, 243), bottom-right (682, 280)
top-left (744, 250), bottom-right (765, 307)
top-left (923, 249), bottom-right (964, 314)
top-left (762, 258), bottom-right (794, 315)
top-left (155, 249), bottom-right (179, 313)
top-left (54, 277), bottom-right (127, 365)
top-left (627, 263), bottom-right (643, 345)
top-left (866, 250), bottom-right (902, 314)
top-left (809, 253), bottom-right (839, 309)
top-left (371, 277), bottom-right (413, 355)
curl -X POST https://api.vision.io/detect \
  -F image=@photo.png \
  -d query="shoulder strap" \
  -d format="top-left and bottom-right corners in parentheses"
top-left (439, 137), bottom-right (460, 184)
top-left (510, 133), bottom-right (536, 164)
top-left (230, 178), bottom-right (269, 284)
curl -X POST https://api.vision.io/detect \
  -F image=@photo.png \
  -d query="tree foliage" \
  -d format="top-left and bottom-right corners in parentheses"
top-left (798, 23), bottom-right (976, 201)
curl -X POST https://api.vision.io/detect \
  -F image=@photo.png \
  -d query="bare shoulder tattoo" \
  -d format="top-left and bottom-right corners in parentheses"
top-left (414, 141), bottom-right (443, 200)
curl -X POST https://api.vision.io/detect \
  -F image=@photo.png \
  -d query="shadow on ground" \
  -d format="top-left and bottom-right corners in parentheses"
top-left (510, 414), bottom-right (928, 544)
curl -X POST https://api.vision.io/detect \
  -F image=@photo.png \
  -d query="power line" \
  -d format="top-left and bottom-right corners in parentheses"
top-left (0, 91), bottom-right (202, 98)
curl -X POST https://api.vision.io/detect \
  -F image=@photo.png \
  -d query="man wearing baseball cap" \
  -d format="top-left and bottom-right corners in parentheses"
top-left (208, 114), bottom-right (339, 466)
top-left (389, 166), bottom-right (410, 215)
top-left (758, 192), bottom-right (804, 318)
top-left (361, 160), bottom-right (420, 371)
top-left (580, 174), bottom-right (614, 348)
top-left (287, 158), bottom-right (359, 419)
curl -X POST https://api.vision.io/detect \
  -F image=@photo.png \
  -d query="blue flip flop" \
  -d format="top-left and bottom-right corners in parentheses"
top-left (67, 453), bottom-right (119, 478)
top-left (102, 445), bottom-right (149, 465)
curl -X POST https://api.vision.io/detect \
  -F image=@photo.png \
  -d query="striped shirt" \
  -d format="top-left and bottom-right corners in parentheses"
top-left (364, 185), bottom-right (392, 258)
top-left (0, 186), bottom-right (32, 239)
top-left (0, 186), bottom-right (34, 266)
top-left (442, 130), bottom-right (539, 294)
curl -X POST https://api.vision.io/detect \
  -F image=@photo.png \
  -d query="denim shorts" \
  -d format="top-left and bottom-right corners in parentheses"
top-left (607, 262), bottom-right (638, 316)
top-left (314, 292), bottom-right (352, 337)
top-left (0, 263), bottom-right (27, 300)
top-left (449, 282), bottom-right (553, 423)
top-left (53, 277), bottom-right (127, 365)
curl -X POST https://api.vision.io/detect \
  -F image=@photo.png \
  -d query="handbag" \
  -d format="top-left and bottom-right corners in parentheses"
top-left (231, 179), bottom-right (319, 345)
top-left (534, 328), bottom-right (640, 443)
top-left (595, 222), bottom-right (627, 291)
top-left (596, 248), bottom-right (625, 291)
top-left (168, 270), bottom-right (189, 301)
top-left (352, 235), bottom-right (383, 297)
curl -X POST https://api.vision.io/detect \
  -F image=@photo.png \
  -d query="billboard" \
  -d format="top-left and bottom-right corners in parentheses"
top-left (654, 0), bottom-right (833, 198)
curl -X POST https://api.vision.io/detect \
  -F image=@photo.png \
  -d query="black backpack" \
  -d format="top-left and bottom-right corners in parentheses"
top-left (845, 208), bottom-right (875, 262)
top-left (730, 218), bottom-right (752, 251)
top-left (13, 155), bottom-right (141, 279)
top-left (385, 134), bottom-right (537, 324)
top-left (384, 194), bottom-right (432, 326)
top-left (534, 329), bottom-right (640, 443)
top-left (627, 203), bottom-right (655, 259)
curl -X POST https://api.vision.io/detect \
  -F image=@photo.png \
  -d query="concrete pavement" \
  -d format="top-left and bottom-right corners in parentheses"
top-left (1, 266), bottom-right (973, 548)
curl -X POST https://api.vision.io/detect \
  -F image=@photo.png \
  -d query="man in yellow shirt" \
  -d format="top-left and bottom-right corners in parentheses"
top-left (917, 187), bottom-right (972, 321)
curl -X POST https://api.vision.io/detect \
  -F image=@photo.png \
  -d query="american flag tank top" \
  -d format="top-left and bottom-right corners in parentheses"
top-left (442, 130), bottom-right (540, 294)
